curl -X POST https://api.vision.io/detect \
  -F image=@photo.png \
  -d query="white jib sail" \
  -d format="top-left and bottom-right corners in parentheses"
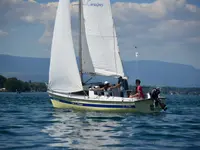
top-left (49, 0), bottom-right (83, 93)
top-left (81, 0), bottom-right (125, 77)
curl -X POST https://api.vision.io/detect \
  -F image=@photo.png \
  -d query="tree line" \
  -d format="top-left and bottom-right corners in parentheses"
top-left (0, 74), bottom-right (199, 95)
top-left (0, 75), bottom-right (47, 92)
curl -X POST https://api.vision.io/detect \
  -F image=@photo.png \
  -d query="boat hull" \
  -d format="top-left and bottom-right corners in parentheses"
top-left (51, 99), bottom-right (138, 113)
top-left (49, 93), bottom-right (166, 113)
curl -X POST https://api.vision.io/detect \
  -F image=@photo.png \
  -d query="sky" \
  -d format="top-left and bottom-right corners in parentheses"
top-left (0, 0), bottom-right (200, 69)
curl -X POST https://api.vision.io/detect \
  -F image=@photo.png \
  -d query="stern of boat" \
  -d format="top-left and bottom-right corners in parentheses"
top-left (134, 98), bottom-right (166, 113)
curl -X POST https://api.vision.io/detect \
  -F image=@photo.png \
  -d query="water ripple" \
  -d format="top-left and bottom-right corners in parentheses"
top-left (0, 93), bottom-right (200, 149)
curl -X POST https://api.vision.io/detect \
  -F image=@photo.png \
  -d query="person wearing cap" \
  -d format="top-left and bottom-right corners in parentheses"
top-left (93, 85), bottom-right (101, 96)
top-left (103, 81), bottom-right (112, 96)
top-left (92, 81), bottom-right (112, 96)
top-left (129, 79), bottom-right (144, 99)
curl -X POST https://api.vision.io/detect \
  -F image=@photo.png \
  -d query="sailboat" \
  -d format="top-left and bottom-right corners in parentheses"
top-left (47, 0), bottom-right (166, 113)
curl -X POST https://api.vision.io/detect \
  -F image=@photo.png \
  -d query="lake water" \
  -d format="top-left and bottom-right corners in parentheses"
top-left (0, 92), bottom-right (200, 149)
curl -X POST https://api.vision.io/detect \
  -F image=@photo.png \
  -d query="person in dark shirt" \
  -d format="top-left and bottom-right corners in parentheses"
top-left (112, 76), bottom-right (129, 97)
top-left (150, 87), bottom-right (167, 111)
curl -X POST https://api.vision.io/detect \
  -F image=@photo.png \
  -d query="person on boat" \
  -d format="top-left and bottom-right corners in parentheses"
top-left (103, 81), bottom-right (112, 96)
top-left (111, 76), bottom-right (129, 97)
top-left (129, 79), bottom-right (144, 99)
top-left (93, 85), bottom-right (102, 96)
top-left (92, 81), bottom-right (112, 96)
top-left (150, 87), bottom-right (167, 111)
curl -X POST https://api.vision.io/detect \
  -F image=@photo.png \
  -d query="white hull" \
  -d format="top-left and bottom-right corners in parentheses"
top-left (48, 90), bottom-right (166, 113)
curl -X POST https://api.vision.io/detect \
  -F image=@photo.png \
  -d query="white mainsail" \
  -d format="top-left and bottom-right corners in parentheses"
top-left (48, 0), bottom-right (83, 93)
top-left (81, 0), bottom-right (125, 77)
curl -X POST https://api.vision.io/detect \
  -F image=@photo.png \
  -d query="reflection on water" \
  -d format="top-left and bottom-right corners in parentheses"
top-left (42, 110), bottom-right (125, 149)
top-left (2, 93), bottom-right (199, 149)
top-left (41, 105), bottom-right (200, 150)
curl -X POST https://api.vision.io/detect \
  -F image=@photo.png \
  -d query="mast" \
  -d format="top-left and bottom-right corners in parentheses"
top-left (79, 0), bottom-right (83, 83)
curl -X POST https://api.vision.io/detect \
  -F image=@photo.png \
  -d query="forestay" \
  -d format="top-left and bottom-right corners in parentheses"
top-left (81, 0), bottom-right (125, 77)
top-left (49, 0), bottom-right (83, 93)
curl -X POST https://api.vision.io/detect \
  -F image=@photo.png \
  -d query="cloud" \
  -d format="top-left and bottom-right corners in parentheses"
top-left (187, 37), bottom-right (200, 43)
top-left (38, 1), bottom-right (79, 44)
top-left (0, 0), bottom-right (58, 35)
top-left (0, 0), bottom-right (200, 68)
top-left (110, 0), bottom-right (200, 68)
top-left (0, 30), bottom-right (8, 36)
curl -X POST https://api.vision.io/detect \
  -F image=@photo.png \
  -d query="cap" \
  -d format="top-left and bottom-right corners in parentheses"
top-left (122, 76), bottom-right (128, 80)
top-left (104, 81), bottom-right (109, 85)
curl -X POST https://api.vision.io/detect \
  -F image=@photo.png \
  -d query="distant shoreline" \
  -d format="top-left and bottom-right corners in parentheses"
top-left (1, 54), bottom-right (200, 87)
top-left (1, 74), bottom-right (200, 95)
top-left (0, 75), bottom-right (47, 92)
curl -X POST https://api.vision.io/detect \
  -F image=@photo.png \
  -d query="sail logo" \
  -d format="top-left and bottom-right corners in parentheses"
top-left (88, 3), bottom-right (103, 7)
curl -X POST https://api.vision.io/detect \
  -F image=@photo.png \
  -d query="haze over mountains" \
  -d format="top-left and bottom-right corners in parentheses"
top-left (0, 54), bottom-right (199, 87)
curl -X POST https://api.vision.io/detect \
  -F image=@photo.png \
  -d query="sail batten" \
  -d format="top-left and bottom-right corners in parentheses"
top-left (81, 0), bottom-right (125, 77)
top-left (48, 0), bottom-right (83, 93)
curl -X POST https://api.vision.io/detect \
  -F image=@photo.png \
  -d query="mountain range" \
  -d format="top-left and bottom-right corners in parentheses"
top-left (0, 54), bottom-right (199, 87)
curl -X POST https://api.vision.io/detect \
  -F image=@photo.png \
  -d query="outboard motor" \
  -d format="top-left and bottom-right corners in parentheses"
top-left (150, 88), bottom-right (167, 111)
top-left (150, 88), bottom-right (160, 100)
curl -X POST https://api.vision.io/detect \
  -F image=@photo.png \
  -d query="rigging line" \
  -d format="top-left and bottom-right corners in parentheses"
top-left (83, 77), bottom-right (93, 85)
